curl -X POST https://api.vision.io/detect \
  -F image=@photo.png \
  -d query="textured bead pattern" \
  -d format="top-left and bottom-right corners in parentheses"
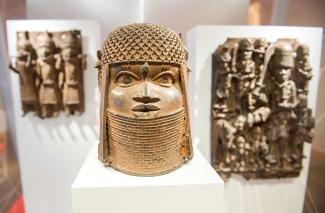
top-left (106, 109), bottom-right (186, 176)
top-left (100, 23), bottom-right (187, 65)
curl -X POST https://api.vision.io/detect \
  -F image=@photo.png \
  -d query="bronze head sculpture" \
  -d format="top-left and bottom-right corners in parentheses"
top-left (96, 23), bottom-right (193, 176)
top-left (211, 38), bottom-right (314, 180)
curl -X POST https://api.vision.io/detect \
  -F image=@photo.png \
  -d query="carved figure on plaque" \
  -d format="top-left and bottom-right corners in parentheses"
top-left (9, 31), bottom-right (38, 115)
top-left (36, 31), bottom-right (60, 118)
top-left (58, 30), bottom-right (85, 116)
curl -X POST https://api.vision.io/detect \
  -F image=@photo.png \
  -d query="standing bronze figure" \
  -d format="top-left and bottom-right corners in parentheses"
top-left (96, 23), bottom-right (193, 176)
top-left (9, 31), bottom-right (38, 115)
top-left (36, 32), bottom-right (60, 118)
top-left (58, 30), bottom-right (85, 116)
top-left (211, 38), bottom-right (314, 179)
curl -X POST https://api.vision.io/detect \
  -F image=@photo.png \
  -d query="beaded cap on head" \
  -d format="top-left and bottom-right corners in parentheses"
top-left (99, 23), bottom-right (188, 66)
top-left (296, 44), bottom-right (310, 56)
top-left (17, 31), bottom-right (34, 54)
top-left (36, 31), bottom-right (55, 50)
top-left (60, 30), bottom-right (81, 50)
top-left (17, 31), bottom-right (31, 49)
top-left (254, 38), bottom-right (268, 53)
top-left (238, 38), bottom-right (254, 51)
top-left (272, 44), bottom-right (294, 68)
top-left (217, 45), bottom-right (232, 63)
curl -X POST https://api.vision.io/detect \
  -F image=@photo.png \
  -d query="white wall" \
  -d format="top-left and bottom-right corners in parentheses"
top-left (26, 0), bottom-right (249, 39)
top-left (144, 0), bottom-right (249, 35)
top-left (26, 0), bottom-right (142, 39)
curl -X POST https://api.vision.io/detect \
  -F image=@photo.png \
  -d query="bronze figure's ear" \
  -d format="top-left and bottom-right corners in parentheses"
top-left (211, 38), bottom-right (314, 180)
top-left (95, 50), bottom-right (102, 69)
top-left (97, 23), bottom-right (193, 176)
top-left (97, 50), bottom-right (102, 61)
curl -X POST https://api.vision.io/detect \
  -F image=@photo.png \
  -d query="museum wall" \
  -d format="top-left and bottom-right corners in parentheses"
top-left (25, 0), bottom-right (142, 39)
top-left (26, 0), bottom-right (249, 39)
top-left (143, 0), bottom-right (249, 36)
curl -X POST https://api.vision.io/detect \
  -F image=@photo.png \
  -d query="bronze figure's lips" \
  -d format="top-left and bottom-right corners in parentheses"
top-left (132, 104), bottom-right (160, 112)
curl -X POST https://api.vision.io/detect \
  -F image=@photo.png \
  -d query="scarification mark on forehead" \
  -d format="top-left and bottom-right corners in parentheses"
top-left (142, 62), bottom-right (149, 78)
top-left (120, 64), bottom-right (131, 71)
top-left (161, 65), bottom-right (171, 71)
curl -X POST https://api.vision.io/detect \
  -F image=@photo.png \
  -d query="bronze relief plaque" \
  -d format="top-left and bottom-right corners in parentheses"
top-left (211, 38), bottom-right (314, 180)
top-left (9, 30), bottom-right (86, 118)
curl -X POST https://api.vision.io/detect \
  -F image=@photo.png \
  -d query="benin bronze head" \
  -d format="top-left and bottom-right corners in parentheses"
top-left (96, 23), bottom-right (193, 176)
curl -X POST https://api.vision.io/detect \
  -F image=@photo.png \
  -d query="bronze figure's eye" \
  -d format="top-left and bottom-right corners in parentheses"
top-left (153, 71), bottom-right (175, 87)
top-left (115, 71), bottom-right (139, 87)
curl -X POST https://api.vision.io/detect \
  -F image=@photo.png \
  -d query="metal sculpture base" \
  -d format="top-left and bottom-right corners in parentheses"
top-left (71, 142), bottom-right (224, 213)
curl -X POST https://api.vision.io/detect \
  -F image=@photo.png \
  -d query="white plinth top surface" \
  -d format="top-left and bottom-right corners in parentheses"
top-left (73, 142), bottom-right (223, 188)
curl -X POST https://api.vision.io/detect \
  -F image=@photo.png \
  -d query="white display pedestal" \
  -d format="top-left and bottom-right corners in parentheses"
top-left (71, 143), bottom-right (224, 213)
top-left (6, 20), bottom-right (101, 213)
top-left (186, 26), bottom-right (323, 213)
